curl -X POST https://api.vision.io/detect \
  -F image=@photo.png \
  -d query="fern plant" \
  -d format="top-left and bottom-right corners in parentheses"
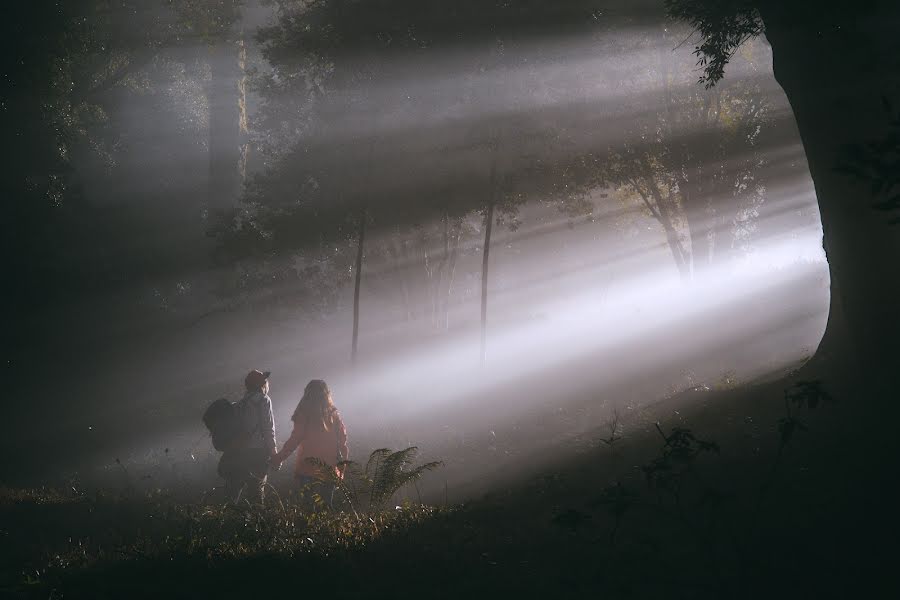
top-left (307, 447), bottom-right (443, 516)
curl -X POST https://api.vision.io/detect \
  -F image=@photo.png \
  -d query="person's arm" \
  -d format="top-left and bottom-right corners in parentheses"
top-left (261, 394), bottom-right (277, 456)
top-left (273, 416), bottom-right (304, 464)
top-left (335, 411), bottom-right (349, 462)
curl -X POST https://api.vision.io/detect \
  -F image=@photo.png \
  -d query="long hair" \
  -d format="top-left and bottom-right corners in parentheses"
top-left (292, 379), bottom-right (336, 433)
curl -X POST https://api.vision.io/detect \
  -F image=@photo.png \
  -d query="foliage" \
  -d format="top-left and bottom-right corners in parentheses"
top-left (166, 0), bottom-right (244, 44)
top-left (0, 485), bottom-right (442, 596)
top-left (642, 423), bottom-right (720, 497)
top-left (4, 380), bottom-right (888, 598)
top-left (309, 446), bottom-right (444, 515)
top-left (570, 380), bottom-right (833, 595)
top-left (664, 0), bottom-right (763, 88)
top-left (589, 29), bottom-right (771, 277)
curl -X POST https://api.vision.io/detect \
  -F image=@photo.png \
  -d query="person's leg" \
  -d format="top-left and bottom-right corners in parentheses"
top-left (244, 448), bottom-right (270, 505)
top-left (219, 451), bottom-right (243, 503)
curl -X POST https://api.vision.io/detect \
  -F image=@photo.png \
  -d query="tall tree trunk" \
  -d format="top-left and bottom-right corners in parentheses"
top-left (237, 36), bottom-right (250, 184)
top-left (393, 229), bottom-right (411, 322)
top-left (434, 212), bottom-right (449, 329)
top-left (351, 208), bottom-right (366, 363)
top-left (681, 179), bottom-right (712, 277)
top-left (481, 150), bottom-right (499, 365)
top-left (442, 219), bottom-right (461, 330)
top-left (481, 199), bottom-right (495, 365)
top-left (643, 176), bottom-right (691, 281)
top-left (758, 2), bottom-right (900, 383)
top-left (206, 41), bottom-right (242, 243)
top-left (422, 240), bottom-right (433, 325)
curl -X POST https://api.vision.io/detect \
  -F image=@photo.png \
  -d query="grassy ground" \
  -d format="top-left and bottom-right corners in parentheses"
top-left (3, 373), bottom-right (899, 599)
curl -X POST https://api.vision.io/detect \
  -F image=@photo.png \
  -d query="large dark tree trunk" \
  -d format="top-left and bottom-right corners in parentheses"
top-left (758, 2), bottom-right (900, 383)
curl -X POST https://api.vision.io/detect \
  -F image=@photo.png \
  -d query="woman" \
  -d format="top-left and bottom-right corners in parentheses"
top-left (273, 379), bottom-right (348, 504)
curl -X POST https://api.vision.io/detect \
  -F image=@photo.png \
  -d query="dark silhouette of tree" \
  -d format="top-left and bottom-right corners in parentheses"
top-left (665, 0), bottom-right (900, 378)
top-left (167, 0), bottom-right (248, 241)
top-left (4, 0), bottom-right (232, 317)
top-left (246, 0), bottom-right (594, 363)
top-left (591, 34), bottom-right (771, 280)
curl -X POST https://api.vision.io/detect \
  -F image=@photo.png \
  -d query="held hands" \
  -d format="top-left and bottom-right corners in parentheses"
top-left (268, 450), bottom-right (282, 472)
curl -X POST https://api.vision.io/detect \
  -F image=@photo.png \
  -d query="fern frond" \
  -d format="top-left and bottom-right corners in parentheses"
top-left (365, 448), bottom-right (392, 478)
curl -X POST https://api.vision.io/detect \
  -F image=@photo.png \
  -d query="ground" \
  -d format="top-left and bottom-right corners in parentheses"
top-left (3, 365), bottom-right (898, 599)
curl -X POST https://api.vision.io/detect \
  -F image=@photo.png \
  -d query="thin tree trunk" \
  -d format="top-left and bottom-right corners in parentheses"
top-left (237, 35), bottom-right (250, 184)
top-left (481, 151), bottom-right (499, 366)
top-left (393, 230), bottom-right (411, 322)
top-left (644, 175), bottom-right (691, 282)
top-left (206, 41), bottom-right (241, 241)
top-left (663, 222), bottom-right (690, 281)
top-left (681, 180), bottom-right (712, 277)
top-left (422, 240), bottom-right (432, 325)
top-left (481, 200), bottom-right (495, 365)
top-left (443, 220), bottom-right (461, 330)
top-left (434, 212), bottom-right (449, 329)
top-left (351, 208), bottom-right (366, 363)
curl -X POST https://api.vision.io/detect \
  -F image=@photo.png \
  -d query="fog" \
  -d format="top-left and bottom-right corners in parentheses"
top-left (6, 0), bottom-right (828, 502)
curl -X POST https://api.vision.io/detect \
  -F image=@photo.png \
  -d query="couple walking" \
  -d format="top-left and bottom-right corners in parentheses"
top-left (218, 370), bottom-right (348, 504)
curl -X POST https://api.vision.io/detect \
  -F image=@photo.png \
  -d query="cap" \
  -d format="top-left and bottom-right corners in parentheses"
top-left (244, 369), bottom-right (271, 390)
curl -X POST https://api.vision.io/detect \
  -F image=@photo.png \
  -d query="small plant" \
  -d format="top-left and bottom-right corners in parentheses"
top-left (308, 447), bottom-right (443, 516)
top-left (598, 405), bottom-right (623, 446)
top-left (642, 424), bottom-right (719, 500)
top-left (590, 482), bottom-right (638, 544)
top-left (750, 380), bottom-right (827, 533)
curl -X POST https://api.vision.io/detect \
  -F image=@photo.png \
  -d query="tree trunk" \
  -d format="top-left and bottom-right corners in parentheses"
top-left (442, 219), bottom-right (461, 330)
top-left (681, 179), bottom-right (712, 277)
top-left (644, 177), bottom-right (691, 281)
top-left (481, 199), bottom-right (495, 365)
top-left (393, 230), bottom-right (412, 322)
top-left (351, 209), bottom-right (366, 363)
top-left (206, 41), bottom-right (242, 242)
top-left (758, 2), bottom-right (900, 383)
top-left (481, 153), bottom-right (499, 365)
top-left (434, 212), bottom-right (450, 329)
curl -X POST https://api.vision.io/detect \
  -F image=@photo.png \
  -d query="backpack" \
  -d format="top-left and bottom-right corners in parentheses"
top-left (202, 398), bottom-right (244, 452)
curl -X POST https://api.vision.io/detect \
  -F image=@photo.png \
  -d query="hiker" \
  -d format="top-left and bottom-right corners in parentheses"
top-left (272, 379), bottom-right (348, 506)
top-left (218, 369), bottom-right (278, 503)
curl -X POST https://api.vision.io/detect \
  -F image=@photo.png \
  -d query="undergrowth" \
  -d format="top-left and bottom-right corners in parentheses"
top-left (5, 380), bottom-right (891, 600)
top-left (1, 446), bottom-right (446, 599)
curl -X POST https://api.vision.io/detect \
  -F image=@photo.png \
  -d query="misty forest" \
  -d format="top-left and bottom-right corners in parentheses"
top-left (3, 0), bottom-right (900, 598)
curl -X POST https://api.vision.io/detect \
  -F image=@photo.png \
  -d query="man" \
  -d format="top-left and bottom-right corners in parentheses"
top-left (219, 369), bottom-right (278, 503)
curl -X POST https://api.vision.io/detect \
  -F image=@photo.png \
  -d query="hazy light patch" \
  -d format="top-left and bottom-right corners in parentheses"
top-left (312, 26), bottom-right (779, 144)
top-left (310, 226), bottom-right (827, 430)
top-left (51, 12), bottom-right (832, 499)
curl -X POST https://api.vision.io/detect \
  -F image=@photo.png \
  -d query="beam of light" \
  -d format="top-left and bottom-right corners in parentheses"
top-left (44, 14), bottom-right (831, 500)
top-left (80, 173), bottom-right (827, 493)
top-left (327, 230), bottom-right (826, 429)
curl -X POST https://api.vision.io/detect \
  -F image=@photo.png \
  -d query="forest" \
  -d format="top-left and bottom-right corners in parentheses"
top-left (2, 0), bottom-right (899, 598)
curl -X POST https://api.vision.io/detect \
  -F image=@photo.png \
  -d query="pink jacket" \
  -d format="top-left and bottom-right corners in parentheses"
top-left (276, 410), bottom-right (348, 479)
